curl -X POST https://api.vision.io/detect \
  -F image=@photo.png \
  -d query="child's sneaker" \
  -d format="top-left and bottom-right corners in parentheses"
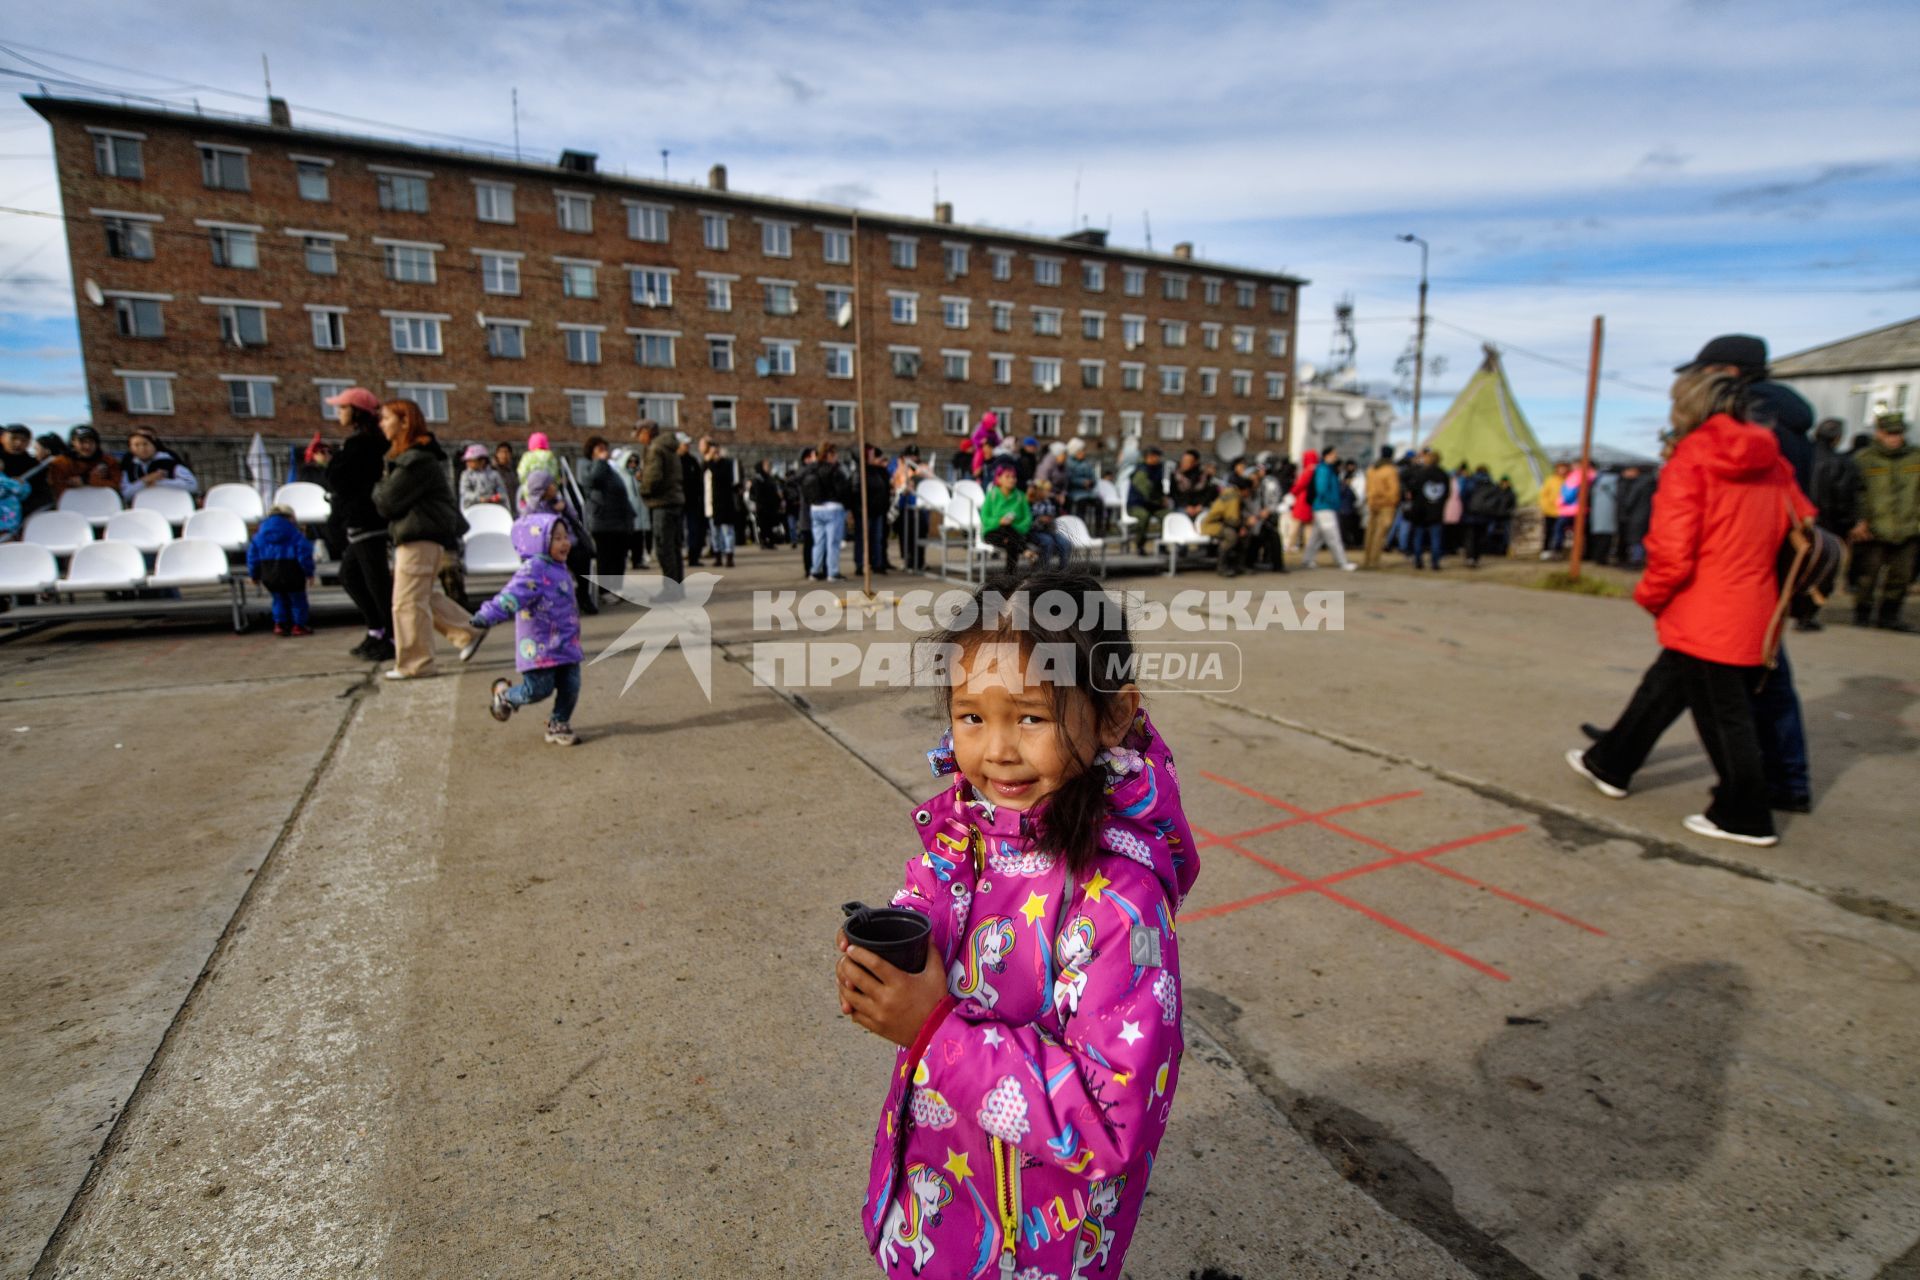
top-left (290, 625), bottom-right (313, 637)
top-left (489, 678), bottom-right (514, 722)
top-left (544, 720), bottom-right (577, 746)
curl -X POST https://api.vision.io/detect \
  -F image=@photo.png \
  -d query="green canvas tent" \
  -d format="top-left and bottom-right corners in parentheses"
top-left (1420, 345), bottom-right (1552, 492)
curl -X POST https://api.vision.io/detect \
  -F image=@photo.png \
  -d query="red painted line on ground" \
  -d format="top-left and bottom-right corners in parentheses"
top-left (1418, 861), bottom-right (1608, 935)
top-left (1191, 790), bottom-right (1423, 850)
top-left (1181, 825), bottom-right (1527, 923)
top-left (1189, 823), bottom-right (1510, 981)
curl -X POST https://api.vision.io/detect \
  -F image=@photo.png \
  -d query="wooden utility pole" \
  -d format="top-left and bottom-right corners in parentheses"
top-left (1567, 315), bottom-right (1605, 580)
top-left (850, 210), bottom-right (872, 596)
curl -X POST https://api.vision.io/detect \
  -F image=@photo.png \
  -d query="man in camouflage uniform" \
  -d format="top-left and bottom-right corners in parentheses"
top-left (1849, 413), bottom-right (1920, 632)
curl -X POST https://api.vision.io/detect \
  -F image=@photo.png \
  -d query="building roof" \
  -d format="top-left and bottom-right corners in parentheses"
top-left (25, 94), bottom-right (1308, 287)
top-left (1770, 315), bottom-right (1920, 378)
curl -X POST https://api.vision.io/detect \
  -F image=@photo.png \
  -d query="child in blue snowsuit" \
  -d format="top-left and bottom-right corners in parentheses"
top-left (247, 505), bottom-right (317, 635)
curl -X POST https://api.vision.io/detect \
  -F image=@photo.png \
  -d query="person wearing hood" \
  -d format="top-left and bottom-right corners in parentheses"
top-left (372, 398), bottom-right (481, 679)
top-left (1035, 440), bottom-right (1068, 491)
top-left (324, 389), bottom-right (396, 661)
top-left (50, 426), bottom-right (122, 494)
top-left (117, 427), bottom-right (197, 500)
top-left (1569, 365), bottom-right (1814, 848)
top-left (520, 467), bottom-right (598, 614)
top-left (472, 511), bottom-right (585, 747)
top-left (459, 444), bottom-right (511, 508)
top-left (610, 447), bottom-right (650, 568)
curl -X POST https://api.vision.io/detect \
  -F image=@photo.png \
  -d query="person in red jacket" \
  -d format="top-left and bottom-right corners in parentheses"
top-left (1566, 365), bottom-right (1814, 847)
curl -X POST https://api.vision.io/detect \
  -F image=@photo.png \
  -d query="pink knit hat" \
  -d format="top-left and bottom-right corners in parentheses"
top-left (527, 431), bottom-right (550, 451)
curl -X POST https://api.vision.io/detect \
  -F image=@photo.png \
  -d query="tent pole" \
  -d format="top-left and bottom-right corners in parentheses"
top-left (1568, 315), bottom-right (1604, 581)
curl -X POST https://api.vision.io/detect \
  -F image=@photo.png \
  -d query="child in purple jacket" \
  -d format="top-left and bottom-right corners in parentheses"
top-left (836, 569), bottom-right (1200, 1280)
top-left (470, 511), bottom-right (585, 746)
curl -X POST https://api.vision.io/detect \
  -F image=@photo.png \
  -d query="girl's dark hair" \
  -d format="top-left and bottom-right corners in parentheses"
top-left (931, 567), bottom-right (1135, 875)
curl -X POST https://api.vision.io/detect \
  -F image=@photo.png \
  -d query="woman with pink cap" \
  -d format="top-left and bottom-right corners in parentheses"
top-left (324, 386), bottom-right (395, 663)
top-left (458, 443), bottom-right (510, 507)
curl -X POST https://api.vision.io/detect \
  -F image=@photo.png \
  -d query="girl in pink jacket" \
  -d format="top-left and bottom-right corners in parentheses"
top-left (836, 569), bottom-right (1200, 1279)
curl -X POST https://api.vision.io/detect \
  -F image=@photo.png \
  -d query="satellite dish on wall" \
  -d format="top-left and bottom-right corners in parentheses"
top-left (1298, 361), bottom-right (1317, 384)
top-left (83, 279), bottom-right (104, 307)
top-left (835, 301), bottom-right (854, 327)
top-left (1216, 428), bottom-right (1247, 463)
top-left (754, 356), bottom-right (770, 377)
top-left (475, 311), bottom-right (488, 329)
top-left (1342, 399), bottom-right (1366, 421)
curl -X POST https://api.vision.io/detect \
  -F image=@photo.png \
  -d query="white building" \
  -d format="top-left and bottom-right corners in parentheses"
top-left (1288, 382), bottom-right (1396, 462)
top-left (1770, 316), bottom-right (1920, 432)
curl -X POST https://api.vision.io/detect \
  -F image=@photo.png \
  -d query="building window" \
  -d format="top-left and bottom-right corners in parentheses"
top-left (1160, 366), bottom-right (1186, 395)
top-left (708, 335), bottom-right (735, 371)
top-left (805, 343), bottom-right (845, 380)
top-left (825, 402), bottom-right (855, 433)
top-left (763, 281), bottom-right (797, 316)
top-left (478, 252), bottom-right (521, 296)
top-left (209, 227), bottom-right (259, 269)
top-left (296, 160), bottom-right (330, 202)
top-left (989, 249), bottom-right (1013, 281)
top-left (1266, 373), bottom-right (1287, 400)
top-left (303, 237), bottom-right (338, 275)
top-left (556, 191), bottom-right (593, 233)
top-left (562, 327), bottom-right (601, 364)
top-left (1081, 312), bottom-right (1106, 340)
top-left (1271, 285), bottom-right (1291, 314)
top-left (627, 202), bottom-right (670, 243)
top-left (1232, 326), bottom-right (1255, 355)
top-left (1198, 368), bottom-right (1219, 396)
top-left (568, 392), bottom-right (606, 428)
top-left (769, 400), bottom-right (798, 432)
top-left (942, 298), bottom-right (969, 329)
top-left (199, 145), bottom-right (249, 191)
top-left (1080, 361), bottom-right (1104, 389)
top-left (942, 405), bottom-right (969, 435)
top-left (1157, 414), bottom-right (1185, 441)
top-left (1231, 369), bottom-right (1253, 397)
top-left (1201, 323), bottom-right (1220, 350)
top-left (315, 379), bottom-right (352, 418)
top-left (1032, 357), bottom-right (1061, 390)
top-left (891, 348), bottom-right (923, 378)
top-left (1082, 262), bottom-right (1105, 292)
top-left (821, 285), bottom-right (853, 319)
top-left (310, 309), bottom-right (345, 350)
top-left (1161, 320), bottom-right (1187, 347)
top-left (943, 351), bottom-right (970, 381)
top-left (226, 378), bottom-right (275, 418)
top-left (889, 292), bottom-right (918, 324)
top-left (633, 332), bottom-right (676, 368)
top-left (630, 268), bottom-right (674, 307)
top-left (704, 275), bottom-right (733, 311)
top-left (943, 244), bottom-right (969, 276)
top-left (383, 243), bottom-right (436, 283)
top-left (821, 229), bottom-right (851, 264)
top-left (1031, 308), bottom-right (1062, 337)
top-left (702, 212), bottom-right (729, 250)
top-left (1034, 257), bottom-right (1062, 286)
top-left (1202, 278), bottom-right (1223, 305)
top-left (1236, 281), bottom-right (1256, 308)
top-left (1263, 415), bottom-right (1284, 442)
top-left (637, 395), bottom-right (680, 427)
top-left (1163, 274), bottom-right (1189, 301)
top-left (1121, 315), bottom-right (1146, 348)
top-left (1121, 363), bottom-right (1145, 391)
top-left (1122, 266), bottom-right (1145, 296)
top-left (1120, 410), bottom-right (1143, 438)
top-left (559, 260), bottom-right (597, 299)
top-left (389, 315), bottom-right (443, 355)
top-left (990, 354), bottom-right (1013, 385)
top-left (989, 301), bottom-right (1013, 332)
top-left (1031, 409), bottom-right (1062, 438)
top-left (1198, 414), bottom-right (1217, 441)
top-left (761, 220), bottom-right (794, 257)
top-left (216, 303), bottom-right (268, 347)
top-left (710, 397), bottom-right (737, 431)
top-left (121, 373), bottom-right (174, 415)
top-left (1267, 329), bottom-right (1290, 357)
top-left (92, 131), bottom-right (144, 179)
top-left (763, 340), bottom-right (797, 375)
top-left (104, 217), bottom-right (154, 261)
top-left (485, 321), bottom-right (526, 359)
top-left (890, 403), bottom-right (920, 436)
top-left (111, 297), bottom-right (164, 339)
top-left (475, 181), bottom-right (515, 224)
top-left (392, 384), bottom-right (449, 422)
top-left (376, 171), bottom-right (429, 212)
top-left (492, 390), bottom-right (530, 424)
top-left (1078, 408), bottom-right (1103, 435)
top-left (889, 236), bottom-right (918, 269)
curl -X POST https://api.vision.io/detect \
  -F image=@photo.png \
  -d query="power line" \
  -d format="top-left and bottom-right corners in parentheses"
top-left (1428, 316), bottom-right (1670, 396)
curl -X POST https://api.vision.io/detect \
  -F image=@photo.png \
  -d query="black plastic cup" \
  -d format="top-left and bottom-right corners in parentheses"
top-left (841, 901), bottom-right (932, 974)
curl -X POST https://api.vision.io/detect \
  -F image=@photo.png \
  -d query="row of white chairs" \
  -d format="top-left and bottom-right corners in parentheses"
top-left (21, 507), bottom-right (254, 556)
top-left (52, 481), bottom-right (330, 530)
top-left (0, 539), bottom-right (247, 630)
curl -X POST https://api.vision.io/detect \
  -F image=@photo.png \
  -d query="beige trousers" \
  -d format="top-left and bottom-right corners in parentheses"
top-left (391, 541), bottom-right (475, 676)
top-left (1363, 509), bottom-right (1394, 568)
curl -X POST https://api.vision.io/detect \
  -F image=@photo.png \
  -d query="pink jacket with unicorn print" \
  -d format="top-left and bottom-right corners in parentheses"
top-left (861, 710), bottom-right (1199, 1280)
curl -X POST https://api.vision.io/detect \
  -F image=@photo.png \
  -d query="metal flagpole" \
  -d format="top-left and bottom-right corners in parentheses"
top-left (851, 210), bottom-right (872, 598)
top-left (1568, 315), bottom-right (1604, 581)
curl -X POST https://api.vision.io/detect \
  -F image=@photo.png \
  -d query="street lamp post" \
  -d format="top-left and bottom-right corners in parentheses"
top-left (1398, 234), bottom-right (1429, 453)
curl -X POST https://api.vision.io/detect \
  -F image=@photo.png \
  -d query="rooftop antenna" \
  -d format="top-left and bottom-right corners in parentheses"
top-left (511, 88), bottom-right (521, 161)
top-left (661, 149), bottom-right (669, 181)
top-left (933, 169), bottom-right (939, 208)
top-left (261, 54), bottom-right (272, 104)
top-left (1143, 211), bottom-right (1153, 252)
top-left (1071, 165), bottom-right (1082, 232)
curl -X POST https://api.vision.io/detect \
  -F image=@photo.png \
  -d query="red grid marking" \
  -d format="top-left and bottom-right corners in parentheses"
top-left (1179, 769), bottom-right (1607, 981)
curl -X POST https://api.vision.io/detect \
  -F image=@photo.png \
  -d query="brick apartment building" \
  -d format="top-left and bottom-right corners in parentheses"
top-left (30, 94), bottom-right (1303, 465)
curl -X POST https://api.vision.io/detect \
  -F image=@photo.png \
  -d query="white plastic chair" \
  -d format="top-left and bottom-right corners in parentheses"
top-left (1159, 512), bottom-right (1215, 576)
top-left (952, 478), bottom-right (986, 510)
top-left (131, 485), bottom-right (196, 528)
top-left (204, 482), bottom-right (266, 524)
top-left (57, 486), bottom-right (122, 528)
top-left (56, 541), bottom-right (149, 592)
top-left (914, 477), bottom-right (953, 511)
top-left (463, 530), bottom-right (520, 575)
top-left (1055, 513), bottom-right (1108, 574)
top-left (462, 503), bottom-right (514, 536)
top-left (104, 509), bottom-right (175, 555)
top-left (22, 510), bottom-right (95, 557)
top-left (144, 537), bottom-right (248, 632)
top-left (0, 542), bottom-right (58, 597)
top-left (273, 482), bottom-right (331, 524)
top-left (183, 508), bottom-right (250, 553)
top-left (935, 496), bottom-right (981, 582)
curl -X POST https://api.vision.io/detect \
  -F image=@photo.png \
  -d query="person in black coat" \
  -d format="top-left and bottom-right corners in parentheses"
top-left (851, 443), bottom-right (893, 574)
top-left (750, 460), bottom-right (784, 550)
top-left (679, 436), bottom-right (707, 567)
top-left (323, 390), bottom-right (395, 662)
top-left (581, 435), bottom-right (635, 591)
top-left (1809, 419), bottom-right (1856, 536)
top-left (700, 439), bottom-right (742, 568)
top-left (1615, 465), bottom-right (1657, 566)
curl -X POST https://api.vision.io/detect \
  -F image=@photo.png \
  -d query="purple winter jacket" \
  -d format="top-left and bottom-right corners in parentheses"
top-left (470, 512), bottom-right (583, 671)
top-left (862, 710), bottom-right (1199, 1280)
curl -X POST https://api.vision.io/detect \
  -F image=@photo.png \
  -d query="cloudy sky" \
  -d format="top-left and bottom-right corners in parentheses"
top-left (1, 0), bottom-right (1916, 450)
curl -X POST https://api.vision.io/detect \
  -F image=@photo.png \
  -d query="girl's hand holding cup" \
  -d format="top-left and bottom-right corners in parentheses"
top-left (837, 931), bottom-right (949, 1048)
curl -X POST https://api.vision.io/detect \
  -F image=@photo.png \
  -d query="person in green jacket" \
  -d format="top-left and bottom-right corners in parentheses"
top-left (1849, 412), bottom-right (1920, 631)
top-left (979, 459), bottom-right (1033, 573)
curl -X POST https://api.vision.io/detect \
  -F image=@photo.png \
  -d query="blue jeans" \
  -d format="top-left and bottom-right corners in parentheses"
top-left (810, 503), bottom-right (845, 578)
top-left (1027, 529), bottom-right (1072, 570)
top-left (508, 662), bottom-right (581, 724)
top-left (1389, 512), bottom-right (1411, 554)
top-left (1547, 515), bottom-right (1571, 551)
top-left (710, 521), bottom-right (736, 555)
top-left (270, 590), bottom-right (309, 628)
top-left (1749, 645), bottom-right (1810, 802)
top-left (1411, 524), bottom-right (1443, 567)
